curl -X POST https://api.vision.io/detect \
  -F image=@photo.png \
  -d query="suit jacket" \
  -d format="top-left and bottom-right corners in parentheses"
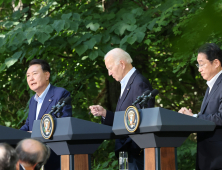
top-left (19, 164), bottom-right (23, 170)
top-left (197, 73), bottom-right (222, 170)
top-left (20, 85), bottom-right (72, 131)
top-left (102, 70), bottom-right (155, 157)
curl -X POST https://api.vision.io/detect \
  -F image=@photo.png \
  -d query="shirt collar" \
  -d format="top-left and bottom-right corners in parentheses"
top-left (34, 83), bottom-right (51, 103)
top-left (207, 70), bottom-right (222, 92)
top-left (120, 67), bottom-right (136, 88)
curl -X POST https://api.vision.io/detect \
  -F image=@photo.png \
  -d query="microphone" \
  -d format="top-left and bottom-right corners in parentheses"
top-left (132, 90), bottom-right (151, 106)
top-left (54, 96), bottom-right (72, 118)
top-left (58, 96), bottom-right (71, 108)
top-left (139, 89), bottom-right (159, 106)
top-left (48, 98), bottom-right (65, 115)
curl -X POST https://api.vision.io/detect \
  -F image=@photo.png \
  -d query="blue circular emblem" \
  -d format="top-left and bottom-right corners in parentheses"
top-left (40, 114), bottom-right (54, 139)
top-left (124, 106), bottom-right (140, 133)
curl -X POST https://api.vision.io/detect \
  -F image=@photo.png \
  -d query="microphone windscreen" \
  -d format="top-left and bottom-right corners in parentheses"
top-left (63, 96), bottom-right (72, 105)
top-left (143, 90), bottom-right (151, 96)
top-left (151, 89), bottom-right (159, 97)
top-left (58, 98), bottom-right (65, 104)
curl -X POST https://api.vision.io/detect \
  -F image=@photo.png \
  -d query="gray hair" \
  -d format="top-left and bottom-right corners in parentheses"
top-left (104, 48), bottom-right (133, 65)
top-left (0, 143), bottom-right (18, 170)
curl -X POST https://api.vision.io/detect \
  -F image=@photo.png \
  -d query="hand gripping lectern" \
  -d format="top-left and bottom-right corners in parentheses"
top-left (31, 117), bottom-right (123, 170)
top-left (112, 107), bottom-right (216, 170)
top-left (0, 125), bottom-right (31, 144)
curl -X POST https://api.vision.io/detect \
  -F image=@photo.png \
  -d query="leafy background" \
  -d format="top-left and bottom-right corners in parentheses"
top-left (1, 0), bottom-right (222, 169)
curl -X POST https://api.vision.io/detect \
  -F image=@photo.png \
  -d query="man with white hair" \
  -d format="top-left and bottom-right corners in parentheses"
top-left (89, 48), bottom-right (155, 170)
top-left (0, 143), bottom-right (19, 170)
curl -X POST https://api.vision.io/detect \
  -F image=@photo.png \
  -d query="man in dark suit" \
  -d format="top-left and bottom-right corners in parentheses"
top-left (179, 43), bottom-right (222, 170)
top-left (20, 59), bottom-right (72, 170)
top-left (89, 48), bottom-right (155, 170)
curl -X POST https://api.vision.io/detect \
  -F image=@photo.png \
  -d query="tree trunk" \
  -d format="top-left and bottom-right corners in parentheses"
top-left (104, 79), bottom-right (120, 112)
top-left (12, 0), bottom-right (23, 11)
top-left (104, 0), bottom-right (124, 11)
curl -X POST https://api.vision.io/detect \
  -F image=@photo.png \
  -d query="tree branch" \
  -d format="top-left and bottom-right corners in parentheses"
top-left (57, 55), bottom-right (73, 59)
top-left (131, 0), bottom-right (148, 10)
top-left (138, 0), bottom-right (148, 10)
top-left (46, 3), bottom-right (65, 17)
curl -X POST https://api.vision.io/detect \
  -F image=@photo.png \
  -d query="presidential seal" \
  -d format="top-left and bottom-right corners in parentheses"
top-left (124, 106), bottom-right (140, 133)
top-left (40, 114), bottom-right (54, 139)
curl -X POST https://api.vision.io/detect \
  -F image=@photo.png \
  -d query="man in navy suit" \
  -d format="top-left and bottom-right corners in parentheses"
top-left (179, 43), bottom-right (222, 170)
top-left (20, 59), bottom-right (72, 170)
top-left (89, 48), bottom-right (155, 170)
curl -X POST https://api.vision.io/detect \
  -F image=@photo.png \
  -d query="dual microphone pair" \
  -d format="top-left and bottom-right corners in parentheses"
top-left (132, 89), bottom-right (159, 107)
top-left (48, 96), bottom-right (71, 118)
top-left (50, 89), bottom-right (158, 116)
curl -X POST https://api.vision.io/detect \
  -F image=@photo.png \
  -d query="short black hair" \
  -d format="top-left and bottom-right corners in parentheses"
top-left (198, 43), bottom-right (222, 65)
top-left (16, 139), bottom-right (50, 170)
top-left (29, 59), bottom-right (51, 73)
top-left (0, 143), bottom-right (18, 170)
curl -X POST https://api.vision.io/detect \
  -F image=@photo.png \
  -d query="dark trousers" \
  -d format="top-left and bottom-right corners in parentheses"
top-left (44, 148), bottom-right (60, 170)
top-left (128, 152), bottom-right (144, 170)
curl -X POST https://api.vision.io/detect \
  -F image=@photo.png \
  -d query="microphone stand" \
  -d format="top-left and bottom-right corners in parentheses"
top-left (140, 96), bottom-right (150, 109)
top-left (55, 111), bottom-right (64, 118)
top-left (53, 96), bottom-right (71, 118)
top-left (53, 102), bottom-right (65, 118)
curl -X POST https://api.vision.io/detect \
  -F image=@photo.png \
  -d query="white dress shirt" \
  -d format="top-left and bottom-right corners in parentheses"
top-left (207, 70), bottom-right (222, 93)
top-left (120, 67), bottom-right (136, 98)
top-left (193, 70), bottom-right (222, 117)
top-left (34, 83), bottom-right (51, 120)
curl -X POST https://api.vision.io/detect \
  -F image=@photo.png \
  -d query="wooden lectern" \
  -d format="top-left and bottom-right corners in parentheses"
top-left (31, 117), bottom-right (123, 170)
top-left (112, 107), bottom-right (216, 170)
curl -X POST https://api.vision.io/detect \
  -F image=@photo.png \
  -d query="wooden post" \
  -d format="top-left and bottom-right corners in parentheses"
top-left (74, 154), bottom-right (89, 170)
top-left (61, 154), bottom-right (89, 170)
top-left (145, 148), bottom-right (156, 170)
top-left (61, 155), bottom-right (69, 170)
top-left (145, 147), bottom-right (176, 170)
top-left (160, 147), bottom-right (176, 170)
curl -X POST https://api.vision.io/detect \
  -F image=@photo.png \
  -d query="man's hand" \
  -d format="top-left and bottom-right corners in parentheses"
top-left (178, 107), bottom-right (193, 116)
top-left (89, 105), bottom-right (106, 117)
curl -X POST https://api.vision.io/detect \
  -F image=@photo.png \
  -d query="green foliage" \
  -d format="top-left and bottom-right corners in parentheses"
top-left (177, 137), bottom-right (197, 170)
top-left (1, 0), bottom-right (222, 169)
top-left (92, 140), bottom-right (118, 169)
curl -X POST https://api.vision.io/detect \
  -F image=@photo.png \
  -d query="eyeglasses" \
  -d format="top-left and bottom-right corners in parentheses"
top-left (196, 63), bottom-right (206, 68)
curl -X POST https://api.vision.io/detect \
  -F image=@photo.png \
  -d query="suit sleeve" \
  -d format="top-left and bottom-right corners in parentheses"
top-left (20, 115), bottom-right (30, 131)
top-left (134, 81), bottom-right (155, 109)
top-left (101, 110), bottom-right (114, 126)
top-left (101, 76), bottom-right (155, 126)
top-left (58, 89), bottom-right (72, 118)
top-left (20, 100), bottom-right (32, 131)
top-left (198, 97), bottom-right (222, 126)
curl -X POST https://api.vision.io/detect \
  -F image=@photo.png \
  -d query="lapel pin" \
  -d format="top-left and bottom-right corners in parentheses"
top-left (49, 99), bottom-right (51, 101)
